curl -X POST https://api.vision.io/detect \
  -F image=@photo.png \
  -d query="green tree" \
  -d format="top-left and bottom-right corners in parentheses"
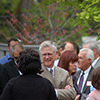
top-left (0, 0), bottom-right (97, 45)
top-left (75, 0), bottom-right (100, 40)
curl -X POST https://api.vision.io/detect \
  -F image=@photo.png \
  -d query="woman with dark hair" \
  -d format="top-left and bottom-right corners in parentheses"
top-left (86, 67), bottom-right (100, 100)
top-left (58, 50), bottom-right (81, 100)
top-left (0, 49), bottom-right (58, 100)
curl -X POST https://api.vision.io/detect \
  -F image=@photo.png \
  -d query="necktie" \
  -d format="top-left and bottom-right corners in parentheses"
top-left (78, 72), bottom-right (84, 92)
top-left (50, 69), bottom-right (53, 75)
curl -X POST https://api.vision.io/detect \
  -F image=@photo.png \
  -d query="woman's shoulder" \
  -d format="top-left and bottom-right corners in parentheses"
top-left (89, 90), bottom-right (98, 96)
top-left (87, 90), bottom-right (100, 99)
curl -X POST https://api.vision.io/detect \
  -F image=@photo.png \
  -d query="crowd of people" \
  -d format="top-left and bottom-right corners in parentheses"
top-left (0, 38), bottom-right (100, 100)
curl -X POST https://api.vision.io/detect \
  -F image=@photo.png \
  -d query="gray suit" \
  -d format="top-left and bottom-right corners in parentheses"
top-left (75, 67), bottom-right (94, 95)
top-left (93, 57), bottom-right (100, 69)
top-left (40, 65), bottom-right (76, 100)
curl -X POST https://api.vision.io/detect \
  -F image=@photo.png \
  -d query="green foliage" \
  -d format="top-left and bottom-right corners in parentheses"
top-left (75, 0), bottom-right (100, 40)
top-left (0, 0), bottom-right (97, 45)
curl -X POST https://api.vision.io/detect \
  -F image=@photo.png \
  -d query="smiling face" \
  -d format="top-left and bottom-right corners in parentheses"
top-left (41, 47), bottom-right (56, 68)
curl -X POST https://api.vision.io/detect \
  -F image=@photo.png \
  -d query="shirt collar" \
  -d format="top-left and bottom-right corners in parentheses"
top-left (80, 65), bottom-right (91, 75)
top-left (46, 66), bottom-right (55, 72)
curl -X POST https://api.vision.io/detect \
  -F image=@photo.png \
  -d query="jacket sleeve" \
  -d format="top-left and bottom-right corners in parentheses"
top-left (56, 73), bottom-right (76, 100)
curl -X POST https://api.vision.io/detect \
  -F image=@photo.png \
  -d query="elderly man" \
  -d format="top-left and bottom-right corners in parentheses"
top-left (39, 40), bottom-right (76, 100)
top-left (83, 41), bottom-right (100, 69)
top-left (75, 48), bottom-right (94, 96)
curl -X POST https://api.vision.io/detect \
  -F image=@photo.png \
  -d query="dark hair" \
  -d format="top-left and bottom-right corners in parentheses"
top-left (71, 42), bottom-right (79, 54)
top-left (91, 67), bottom-right (100, 90)
top-left (17, 49), bottom-right (43, 75)
top-left (58, 50), bottom-right (78, 72)
top-left (8, 38), bottom-right (19, 47)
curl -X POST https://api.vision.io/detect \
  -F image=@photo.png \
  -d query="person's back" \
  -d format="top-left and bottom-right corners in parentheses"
top-left (0, 49), bottom-right (57, 100)
top-left (1, 75), bottom-right (57, 100)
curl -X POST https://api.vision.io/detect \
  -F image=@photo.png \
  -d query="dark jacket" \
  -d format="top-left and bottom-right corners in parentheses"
top-left (0, 64), bottom-right (4, 95)
top-left (0, 74), bottom-right (58, 100)
top-left (1, 60), bottom-right (20, 94)
top-left (75, 67), bottom-right (94, 95)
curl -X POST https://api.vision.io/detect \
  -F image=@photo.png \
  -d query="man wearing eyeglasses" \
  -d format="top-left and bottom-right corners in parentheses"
top-left (0, 43), bottom-right (24, 95)
top-left (39, 40), bottom-right (76, 100)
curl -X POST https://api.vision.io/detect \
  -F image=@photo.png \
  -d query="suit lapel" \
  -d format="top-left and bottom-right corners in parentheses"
top-left (54, 66), bottom-right (64, 88)
top-left (82, 67), bottom-right (94, 93)
top-left (41, 65), bottom-right (56, 87)
top-left (75, 70), bottom-right (81, 81)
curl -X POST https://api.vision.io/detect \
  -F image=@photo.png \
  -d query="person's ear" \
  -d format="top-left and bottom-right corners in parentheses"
top-left (88, 58), bottom-right (91, 64)
top-left (59, 48), bottom-right (63, 55)
top-left (55, 51), bottom-right (59, 59)
top-left (92, 48), bottom-right (97, 55)
top-left (73, 50), bottom-right (77, 55)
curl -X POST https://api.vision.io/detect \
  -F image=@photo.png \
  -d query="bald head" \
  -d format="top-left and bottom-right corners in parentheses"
top-left (64, 42), bottom-right (74, 52)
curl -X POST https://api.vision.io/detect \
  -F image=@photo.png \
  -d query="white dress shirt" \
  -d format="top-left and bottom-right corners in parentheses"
top-left (77, 66), bottom-right (92, 93)
top-left (15, 61), bottom-right (22, 75)
top-left (46, 66), bottom-right (55, 79)
top-left (54, 59), bottom-right (59, 66)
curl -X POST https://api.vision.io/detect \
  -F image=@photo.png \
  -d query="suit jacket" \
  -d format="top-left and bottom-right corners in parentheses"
top-left (1, 60), bottom-right (20, 94)
top-left (40, 65), bottom-right (76, 100)
top-left (93, 57), bottom-right (100, 69)
top-left (75, 66), bottom-right (94, 95)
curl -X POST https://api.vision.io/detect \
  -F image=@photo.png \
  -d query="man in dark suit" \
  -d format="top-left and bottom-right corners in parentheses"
top-left (0, 43), bottom-right (24, 94)
top-left (75, 48), bottom-right (94, 96)
top-left (39, 40), bottom-right (76, 100)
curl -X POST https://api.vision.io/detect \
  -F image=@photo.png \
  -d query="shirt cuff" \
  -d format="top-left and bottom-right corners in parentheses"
top-left (55, 89), bottom-right (58, 97)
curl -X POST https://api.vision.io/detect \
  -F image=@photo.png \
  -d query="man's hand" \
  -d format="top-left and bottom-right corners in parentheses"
top-left (75, 95), bottom-right (80, 100)
top-left (64, 85), bottom-right (71, 89)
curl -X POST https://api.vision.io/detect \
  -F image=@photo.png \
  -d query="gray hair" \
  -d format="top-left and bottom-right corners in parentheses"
top-left (83, 41), bottom-right (99, 54)
top-left (80, 48), bottom-right (94, 63)
top-left (39, 40), bottom-right (57, 54)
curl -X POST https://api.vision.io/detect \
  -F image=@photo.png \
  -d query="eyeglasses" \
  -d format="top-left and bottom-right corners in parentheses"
top-left (42, 53), bottom-right (54, 57)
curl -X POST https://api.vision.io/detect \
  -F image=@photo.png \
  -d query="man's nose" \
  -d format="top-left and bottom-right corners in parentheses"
top-left (45, 55), bottom-right (49, 58)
